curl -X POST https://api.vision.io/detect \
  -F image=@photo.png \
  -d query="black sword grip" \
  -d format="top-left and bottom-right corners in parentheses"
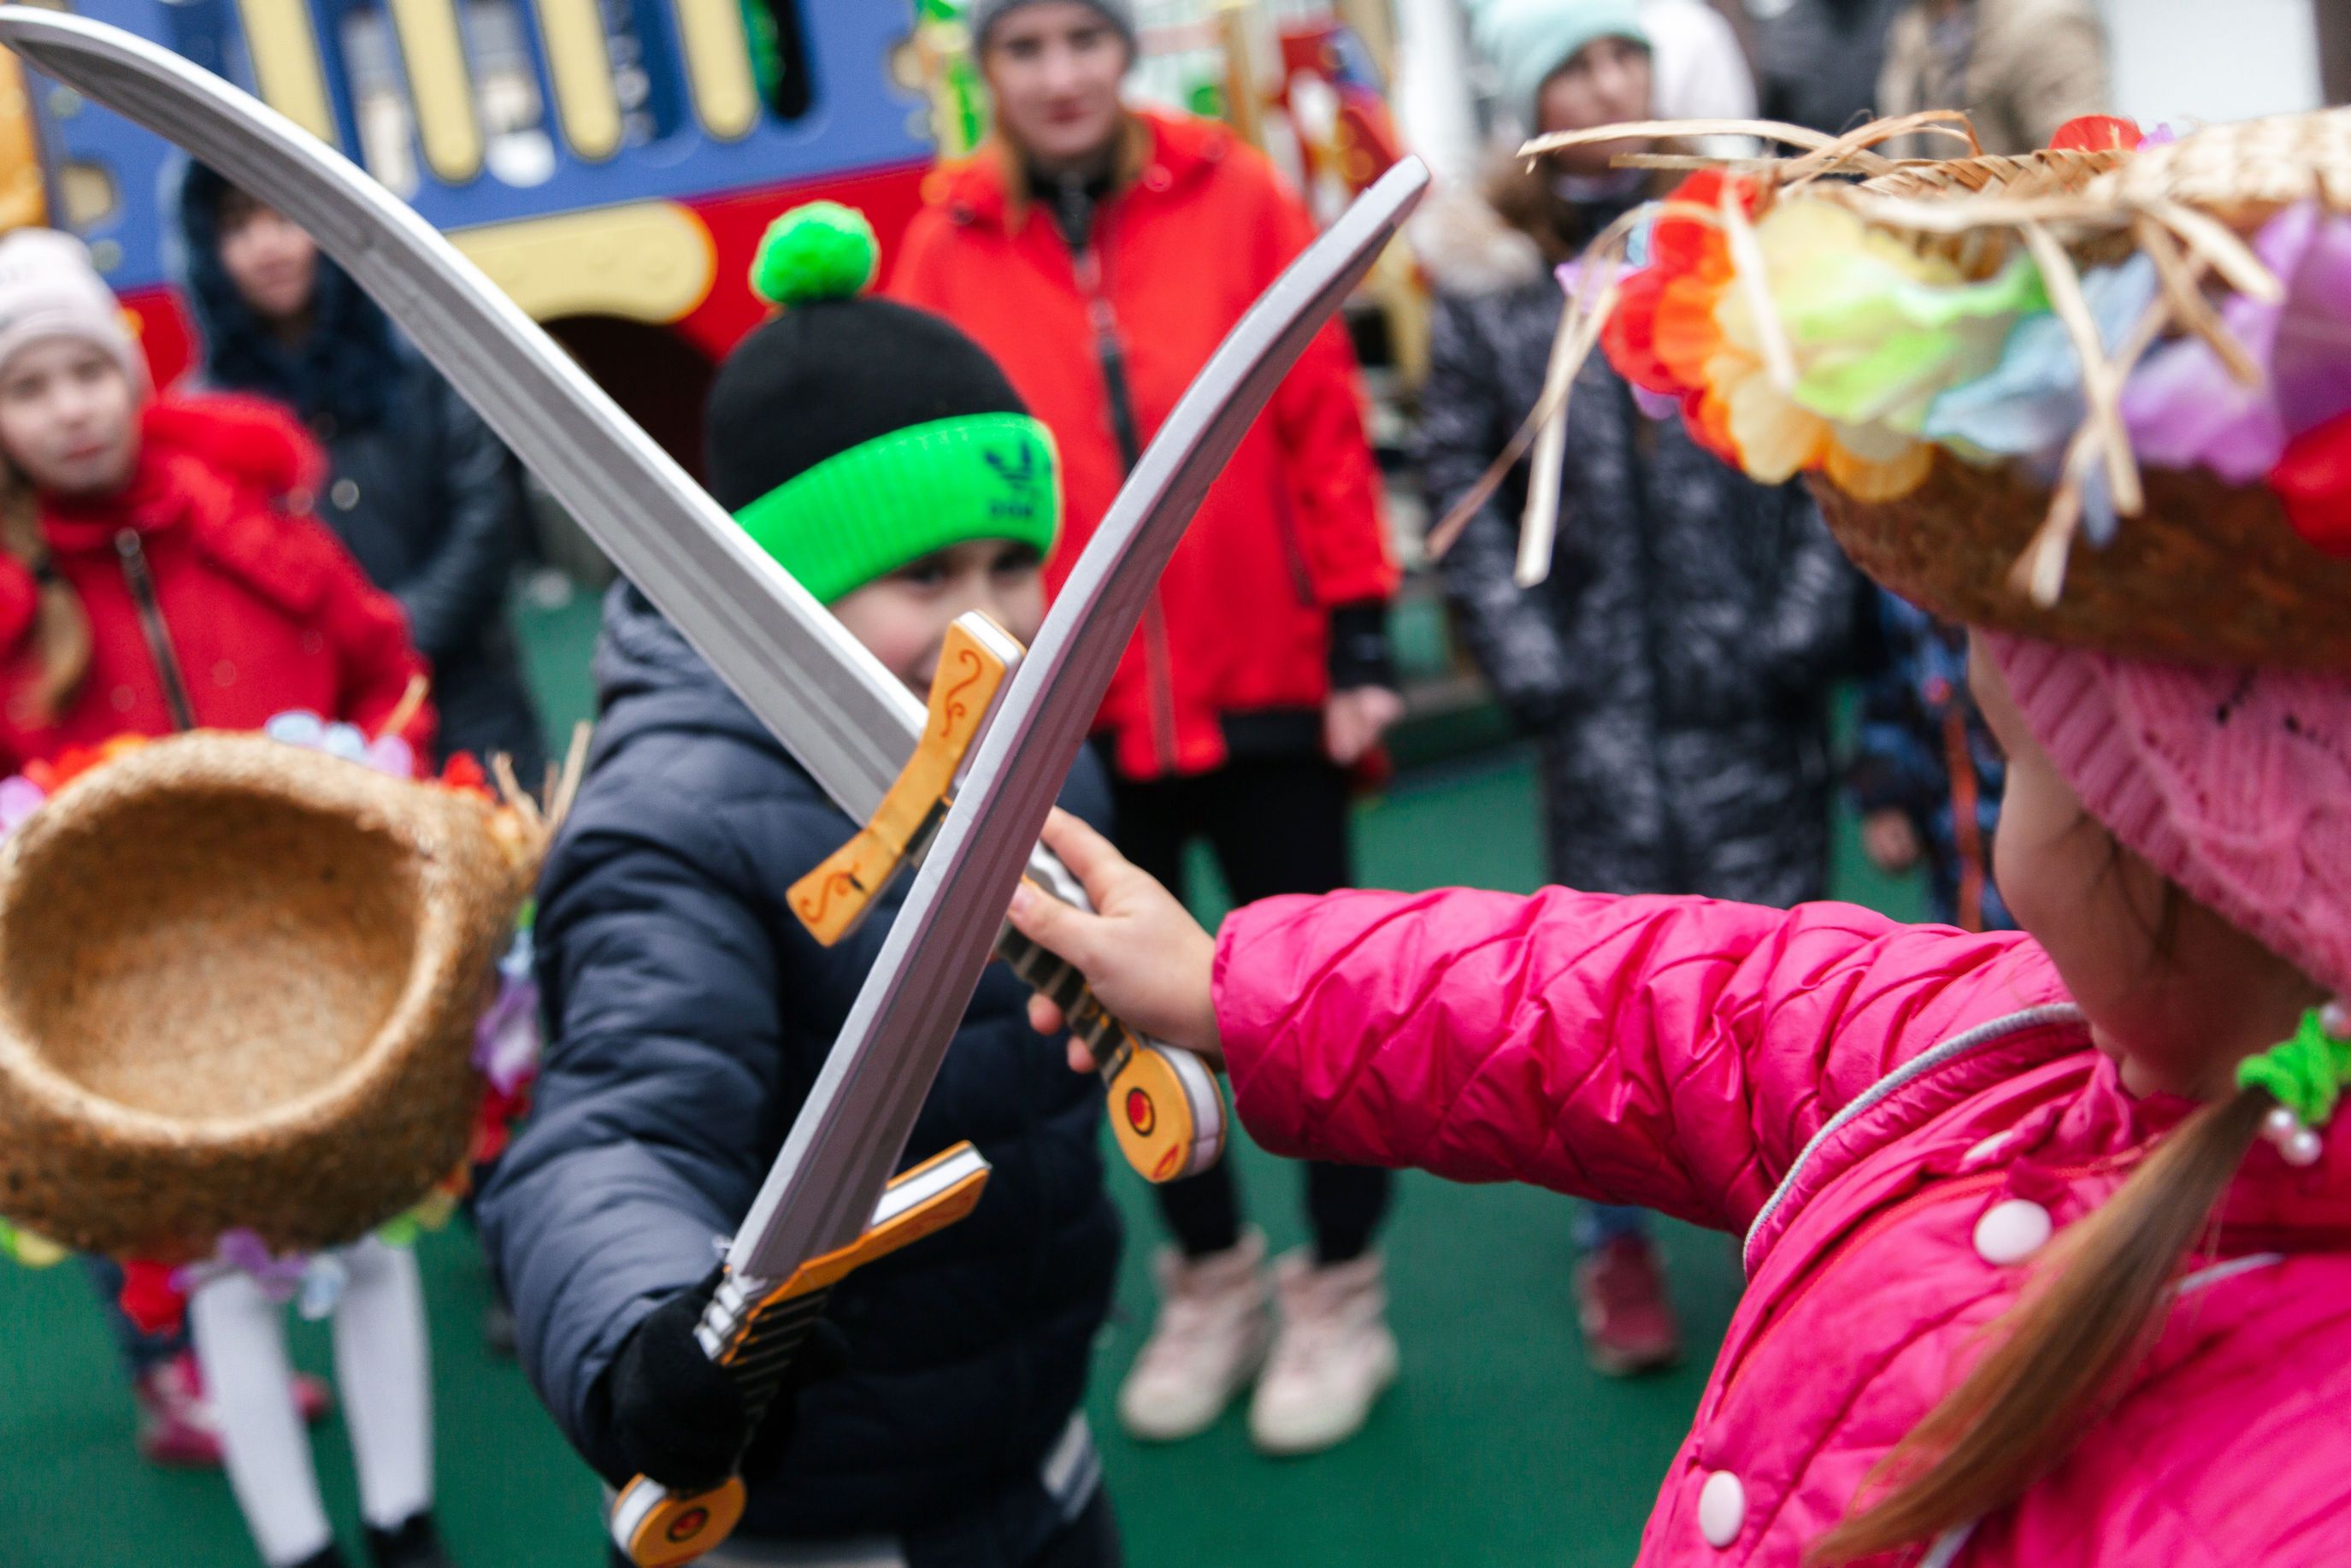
top-left (703, 1281), bottom-right (833, 1468)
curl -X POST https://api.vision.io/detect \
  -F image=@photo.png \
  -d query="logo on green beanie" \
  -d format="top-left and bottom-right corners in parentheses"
top-left (985, 441), bottom-right (1047, 523)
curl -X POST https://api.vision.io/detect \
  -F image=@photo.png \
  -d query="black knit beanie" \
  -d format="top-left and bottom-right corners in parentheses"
top-left (704, 204), bottom-right (1060, 604)
top-left (705, 300), bottom-right (1028, 510)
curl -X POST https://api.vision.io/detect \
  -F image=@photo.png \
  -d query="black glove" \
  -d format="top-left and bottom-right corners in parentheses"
top-left (1326, 600), bottom-right (1398, 693)
top-left (593, 1267), bottom-right (848, 1491)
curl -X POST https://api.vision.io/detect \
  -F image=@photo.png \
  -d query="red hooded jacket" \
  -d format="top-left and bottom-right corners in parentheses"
top-left (890, 110), bottom-right (1397, 781)
top-left (0, 394), bottom-right (433, 771)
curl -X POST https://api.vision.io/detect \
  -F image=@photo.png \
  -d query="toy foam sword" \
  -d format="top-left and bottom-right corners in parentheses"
top-left (0, 7), bottom-right (1414, 1187)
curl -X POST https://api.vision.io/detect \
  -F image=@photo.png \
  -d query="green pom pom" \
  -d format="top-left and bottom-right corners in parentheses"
top-left (751, 202), bottom-right (879, 308)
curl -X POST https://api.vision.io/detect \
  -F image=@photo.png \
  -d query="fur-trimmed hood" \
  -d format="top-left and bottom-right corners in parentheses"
top-left (1410, 183), bottom-right (1554, 300)
top-left (175, 162), bottom-right (404, 430)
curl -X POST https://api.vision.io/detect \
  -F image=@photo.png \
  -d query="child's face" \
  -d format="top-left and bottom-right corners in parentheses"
top-left (1970, 640), bottom-right (2313, 1098)
top-left (1535, 37), bottom-right (1654, 173)
top-left (217, 197), bottom-right (321, 327)
top-left (0, 338), bottom-right (138, 498)
top-left (832, 539), bottom-right (1047, 693)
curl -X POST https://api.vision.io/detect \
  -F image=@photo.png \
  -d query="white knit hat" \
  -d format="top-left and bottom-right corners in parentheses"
top-left (969, 0), bottom-right (1137, 53)
top-left (0, 229), bottom-right (144, 386)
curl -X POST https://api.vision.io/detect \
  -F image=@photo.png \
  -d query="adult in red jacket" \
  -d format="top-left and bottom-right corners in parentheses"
top-left (891, 0), bottom-right (1403, 1459)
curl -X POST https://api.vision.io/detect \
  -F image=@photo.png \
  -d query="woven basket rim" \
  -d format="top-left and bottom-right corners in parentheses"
top-left (0, 734), bottom-right (485, 1144)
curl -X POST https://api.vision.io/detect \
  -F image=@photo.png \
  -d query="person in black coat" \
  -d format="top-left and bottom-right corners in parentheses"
top-left (1418, 10), bottom-right (1859, 1383)
top-left (176, 162), bottom-right (545, 779)
top-left (477, 207), bottom-right (1121, 1568)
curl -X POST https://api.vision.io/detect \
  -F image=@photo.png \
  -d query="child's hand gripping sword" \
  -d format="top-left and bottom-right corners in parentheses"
top-left (0, 4), bottom-right (1417, 1193)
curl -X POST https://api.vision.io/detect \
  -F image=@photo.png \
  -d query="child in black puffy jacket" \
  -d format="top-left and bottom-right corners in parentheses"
top-left (478, 207), bottom-right (1122, 1568)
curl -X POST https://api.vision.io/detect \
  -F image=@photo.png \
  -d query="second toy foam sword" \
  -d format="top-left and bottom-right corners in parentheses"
top-left (0, 3), bottom-right (1424, 1183)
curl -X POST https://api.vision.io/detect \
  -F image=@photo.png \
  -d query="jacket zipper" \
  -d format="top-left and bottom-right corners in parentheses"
top-left (115, 529), bottom-right (197, 732)
top-left (1270, 494), bottom-right (1316, 607)
top-left (1741, 1005), bottom-right (2087, 1270)
top-left (1070, 221), bottom-right (1181, 775)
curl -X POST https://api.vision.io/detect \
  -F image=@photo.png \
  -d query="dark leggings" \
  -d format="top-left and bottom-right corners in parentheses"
top-left (1106, 748), bottom-right (1392, 1266)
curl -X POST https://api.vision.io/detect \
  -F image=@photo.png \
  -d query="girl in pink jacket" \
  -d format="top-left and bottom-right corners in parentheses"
top-left (1015, 626), bottom-right (2349, 1568)
top-left (1002, 142), bottom-right (2351, 1568)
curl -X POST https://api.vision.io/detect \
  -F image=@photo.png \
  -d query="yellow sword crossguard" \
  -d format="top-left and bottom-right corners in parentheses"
top-left (610, 1143), bottom-right (992, 1567)
top-left (787, 613), bottom-right (1227, 1185)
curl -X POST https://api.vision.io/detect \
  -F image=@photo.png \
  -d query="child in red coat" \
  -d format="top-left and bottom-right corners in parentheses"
top-left (0, 228), bottom-right (453, 1568)
top-left (0, 233), bottom-right (428, 769)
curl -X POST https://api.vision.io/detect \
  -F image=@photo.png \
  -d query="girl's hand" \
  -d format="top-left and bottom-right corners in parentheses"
top-left (1861, 808), bottom-right (1924, 874)
top-left (1006, 809), bottom-right (1224, 1072)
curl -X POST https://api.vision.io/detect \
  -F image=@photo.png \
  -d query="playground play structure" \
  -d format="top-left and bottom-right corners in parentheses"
top-left (3, 0), bottom-right (1416, 472)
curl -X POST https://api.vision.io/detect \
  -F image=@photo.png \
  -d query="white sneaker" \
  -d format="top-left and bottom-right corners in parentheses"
top-left (1247, 1248), bottom-right (1399, 1456)
top-left (1116, 1229), bottom-right (1272, 1442)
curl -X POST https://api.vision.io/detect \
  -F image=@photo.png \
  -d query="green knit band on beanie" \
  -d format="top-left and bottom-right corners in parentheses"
top-left (732, 414), bottom-right (1061, 604)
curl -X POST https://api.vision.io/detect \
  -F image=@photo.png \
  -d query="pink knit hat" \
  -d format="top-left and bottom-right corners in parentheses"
top-left (0, 228), bottom-right (144, 386)
top-left (1983, 632), bottom-right (2351, 1001)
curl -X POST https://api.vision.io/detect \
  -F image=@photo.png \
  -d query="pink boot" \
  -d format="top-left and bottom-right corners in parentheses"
top-left (135, 1349), bottom-right (333, 1467)
top-left (1573, 1236), bottom-right (1682, 1377)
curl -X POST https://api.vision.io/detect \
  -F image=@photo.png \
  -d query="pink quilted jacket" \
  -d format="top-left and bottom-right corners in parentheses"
top-left (1214, 888), bottom-right (2351, 1565)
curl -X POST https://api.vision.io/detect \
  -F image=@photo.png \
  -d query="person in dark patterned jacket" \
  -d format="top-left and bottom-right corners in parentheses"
top-left (1416, 1), bottom-right (1859, 1378)
top-left (1849, 589), bottom-right (2014, 932)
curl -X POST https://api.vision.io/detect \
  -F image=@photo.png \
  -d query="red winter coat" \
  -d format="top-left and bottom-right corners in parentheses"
top-left (0, 395), bottom-right (433, 771)
top-left (889, 110), bottom-right (1398, 781)
top-left (1215, 887), bottom-right (2351, 1565)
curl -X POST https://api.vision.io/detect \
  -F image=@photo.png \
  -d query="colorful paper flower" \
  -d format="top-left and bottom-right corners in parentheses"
top-left (1601, 171), bottom-right (1750, 401)
top-left (473, 930), bottom-right (542, 1098)
top-left (2123, 201), bottom-right (2351, 482)
top-left (1927, 256), bottom-right (2160, 456)
top-left (2271, 407), bottom-right (2351, 556)
top-left (26, 734), bottom-right (146, 794)
top-left (120, 1258), bottom-right (188, 1335)
top-left (2048, 115), bottom-right (2145, 153)
top-left (1697, 200), bottom-right (2039, 498)
top-left (0, 1217), bottom-right (66, 1267)
top-left (0, 774), bottom-right (45, 836)
top-left (267, 710), bottom-right (418, 778)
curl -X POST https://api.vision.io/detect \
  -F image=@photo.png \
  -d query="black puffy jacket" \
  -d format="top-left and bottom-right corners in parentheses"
top-left (1413, 188), bottom-right (1860, 906)
top-left (477, 585), bottom-right (1119, 1540)
top-left (176, 162), bottom-right (545, 775)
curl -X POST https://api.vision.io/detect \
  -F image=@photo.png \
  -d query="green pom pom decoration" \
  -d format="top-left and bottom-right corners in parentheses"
top-left (751, 202), bottom-right (879, 308)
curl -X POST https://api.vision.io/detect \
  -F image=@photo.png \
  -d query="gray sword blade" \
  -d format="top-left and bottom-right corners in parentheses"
top-left (0, 6), bottom-right (924, 816)
top-left (730, 158), bottom-right (1429, 1276)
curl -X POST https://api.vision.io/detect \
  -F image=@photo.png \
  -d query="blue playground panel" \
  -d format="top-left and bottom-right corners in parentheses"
top-left (29, 0), bottom-right (934, 294)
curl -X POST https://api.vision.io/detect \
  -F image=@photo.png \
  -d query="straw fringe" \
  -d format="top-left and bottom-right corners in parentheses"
top-left (1425, 205), bottom-right (1647, 563)
top-left (2130, 216), bottom-right (2256, 385)
top-left (1515, 274), bottom-right (1619, 586)
top-left (374, 674), bottom-right (430, 746)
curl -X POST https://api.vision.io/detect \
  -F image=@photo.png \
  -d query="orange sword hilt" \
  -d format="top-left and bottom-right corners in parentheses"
top-left (608, 1143), bottom-right (992, 1567)
top-left (789, 614), bottom-right (1228, 1185)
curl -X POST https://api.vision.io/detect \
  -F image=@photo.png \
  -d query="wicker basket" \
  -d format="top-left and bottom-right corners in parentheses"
top-left (0, 734), bottom-right (540, 1262)
top-left (1814, 458), bottom-right (2351, 669)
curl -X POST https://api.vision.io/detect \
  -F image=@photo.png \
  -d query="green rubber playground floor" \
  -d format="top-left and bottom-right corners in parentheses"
top-left (0, 588), bottom-right (1924, 1568)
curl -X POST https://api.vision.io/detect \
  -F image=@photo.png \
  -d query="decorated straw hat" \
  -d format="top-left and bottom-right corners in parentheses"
top-left (1476, 107), bottom-right (2351, 669)
top-left (0, 732), bottom-right (550, 1263)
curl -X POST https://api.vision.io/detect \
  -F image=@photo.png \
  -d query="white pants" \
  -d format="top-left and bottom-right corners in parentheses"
top-left (186, 1237), bottom-right (434, 1567)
